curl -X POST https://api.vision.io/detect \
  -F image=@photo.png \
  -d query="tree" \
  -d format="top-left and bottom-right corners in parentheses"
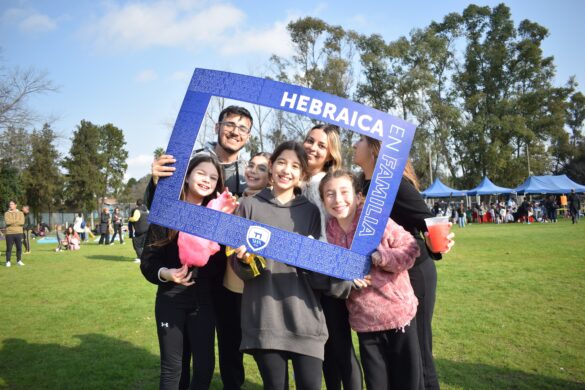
top-left (0, 126), bottom-right (31, 171)
top-left (62, 120), bottom-right (102, 211)
top-left (98, 123), bottom-right (128, 200)
top-left (0, 58), bottom-right (57, 131)
top-left (0, 162), bottom-right (23, 210)
top-left (154, 147), bottom-right (165, 159)
top-left (566, 90), bottom-right (585, 147)
top-left (271, 17), bottom-right (359, 164)
top-left (21, 123), bottom-right (62, 221)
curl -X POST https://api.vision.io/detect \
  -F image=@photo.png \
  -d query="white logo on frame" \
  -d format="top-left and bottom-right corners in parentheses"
top-left (246, 226), bottom-right (271, 252)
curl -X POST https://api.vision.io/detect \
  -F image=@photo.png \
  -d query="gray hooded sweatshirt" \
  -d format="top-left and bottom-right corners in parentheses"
top-left (231, 188), bottom-right (353, 360)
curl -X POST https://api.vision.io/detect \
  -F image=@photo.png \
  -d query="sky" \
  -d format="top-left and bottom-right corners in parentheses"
top-left (2, 0), bottom-right (584, 181)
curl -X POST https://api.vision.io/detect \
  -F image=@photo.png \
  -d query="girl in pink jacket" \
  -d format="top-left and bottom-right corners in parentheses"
top-left (319, 169), bottom-right (423, 390)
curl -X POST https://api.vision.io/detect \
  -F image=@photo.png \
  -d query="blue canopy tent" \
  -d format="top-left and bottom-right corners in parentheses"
top-left (514, 175), bottom-right (585, 194)
top-left (466, 176), bottom-right (514, 196)
top-left (421, 178), bottom-right (467, 198)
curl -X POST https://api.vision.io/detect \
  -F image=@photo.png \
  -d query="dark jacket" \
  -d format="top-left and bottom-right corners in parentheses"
top-left (99, 211), bottom-right (110, 232)
top-left (363, 177), bottom-right (442, 267)
top-left (140, 224), bottom-right (226, 298)
top-left (130, 205), bottom-right (149, 235)
top-left (231, 188), bottom-right (353, 360)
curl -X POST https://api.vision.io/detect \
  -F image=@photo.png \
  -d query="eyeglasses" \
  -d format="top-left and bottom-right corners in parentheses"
top-left (219, 121), bottom-right (251, 135)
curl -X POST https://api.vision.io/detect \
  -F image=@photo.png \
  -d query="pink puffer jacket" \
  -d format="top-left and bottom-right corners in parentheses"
top-left (326, 209), bottom-right (420, 332)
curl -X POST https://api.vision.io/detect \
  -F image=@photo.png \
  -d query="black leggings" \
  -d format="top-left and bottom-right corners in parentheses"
top-left (155, 284), bottom-right (216, 390)
top-left (133, 233), bottom-right (147, 258)
top-left (23, 230), bottom-right (31, 252)
top-left (409, 259), bottom-right (439, 390)
top-left (252, 350), bottom-right (322, 390)
top-left (358, 322), bottom-right (423, 390)
top-left (213, 286), bottom-right (244, 390)
top-left (322, 295), bottom-right (363, 390)
top-left (5, 234), bottom-right (23, 262)
top-left (110, 224), bottom-right (124, 243)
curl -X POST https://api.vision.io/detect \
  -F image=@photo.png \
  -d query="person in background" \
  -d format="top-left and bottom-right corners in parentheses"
top-left (55, 224), bottom-right (65, 252)
top-left (73, 213), bottom-right (86, 242)
top-left (109, 207), bottom-right (124, 245)
top-left (458, 204), bottom-right (466, 228)
top-left (22, 205), bottom-right (32, 254)
top-left (568, 189), bottom-right (581, 224)
top-left (64, 226), bottom-right (81, 251)
top-left (98, 207), bottom-right (111, 244)
top-left (4, 200), bottom-right (25, 267)
top-left (128, 199), bottom-right (150, 264)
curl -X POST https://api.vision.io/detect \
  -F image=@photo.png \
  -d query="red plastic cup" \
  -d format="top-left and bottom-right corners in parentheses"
top-left (425, 217), bottom-right (450, 253)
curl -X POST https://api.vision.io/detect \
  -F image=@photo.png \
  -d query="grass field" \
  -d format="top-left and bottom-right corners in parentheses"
top-left (1, 219), bottom-right (584, 389)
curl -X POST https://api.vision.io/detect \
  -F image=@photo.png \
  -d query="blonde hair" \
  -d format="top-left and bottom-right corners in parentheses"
top-left (305, 124), bottom-right (343, 172)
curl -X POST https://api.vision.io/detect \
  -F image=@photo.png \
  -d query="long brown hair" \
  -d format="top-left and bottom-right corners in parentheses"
top-left (151, 154), bottom-right (224, 247)
top-left (403, 160), bottom-right (420, 191)
top-left (360, 136), bottom-right (420, 191)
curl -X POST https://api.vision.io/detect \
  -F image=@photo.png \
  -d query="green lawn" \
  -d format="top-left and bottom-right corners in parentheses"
top-left (0, 219), bottom-right (584, 389)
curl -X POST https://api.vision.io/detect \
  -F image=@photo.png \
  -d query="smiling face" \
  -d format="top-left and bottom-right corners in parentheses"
top-left (245, 155), bottom-right (270, 191)
top-left (322, 176), bottom-right (358, 226)
top-left (303, 128), bottom-right (331, 175)
top-left (216, 113), bottom-right (251, 154)
top-left (270, 149), bottom-right (302, 195)
top-left (185, 161), bottom-right (220, 205)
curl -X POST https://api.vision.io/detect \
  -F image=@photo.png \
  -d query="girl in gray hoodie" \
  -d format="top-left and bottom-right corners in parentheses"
top-left (231, 141), bottom-right (363, 390)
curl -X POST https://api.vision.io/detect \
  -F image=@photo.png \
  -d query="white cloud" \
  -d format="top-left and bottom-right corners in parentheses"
top-left (125, 154), bottom-right (154, 180)
top-left (87, 1), bottom-right (244, 51)
top-left (20, 13), bottom-right (57, 32)
top-left (350, 14), bottom-right (367, 26)
top-left (171, 70), bottom-right (192, 81)
top-left (2, 8), bottom-right (57, 32)
top-left (219, 21), bottom-right (294, 57)
top-left (136, 69), bottom-right (158, 82)
top-left (85, 1), bottom-right (292, 56)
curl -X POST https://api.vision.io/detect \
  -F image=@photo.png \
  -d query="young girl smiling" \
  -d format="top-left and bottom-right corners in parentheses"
top-left (231, 141), bottom-right (359, 390)
top-left (302, 124), bottom-right (363, 389)
top-left (242, 152), bottom-right (271, 197)
top-left (320, 170), bottom-right (423, 390)
top-left (140, 155), bottom-right (236, 390)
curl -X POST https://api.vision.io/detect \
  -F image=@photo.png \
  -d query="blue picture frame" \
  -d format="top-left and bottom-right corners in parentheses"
top-left (149, 69), bottom-right (416, 280)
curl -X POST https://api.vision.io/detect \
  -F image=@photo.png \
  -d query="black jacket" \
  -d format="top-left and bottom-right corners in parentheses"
top-left (363, 177), bottom-right (441, 266)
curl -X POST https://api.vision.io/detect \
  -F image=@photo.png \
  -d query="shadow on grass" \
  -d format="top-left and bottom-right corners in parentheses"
top-left (436, 358), bottom-right (584, 389)
top-left (0, 334), bottom-right (159, 389)
top-left (0, 334), bottom-right (262, 390)
top-left (85, 255), bottom-right (134, 262)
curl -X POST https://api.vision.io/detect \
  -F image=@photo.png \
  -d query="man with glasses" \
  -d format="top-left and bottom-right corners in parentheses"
top-left (145, 105), bottom-right (253, 390)
top-left (148, 105), bottom-right (252, 198)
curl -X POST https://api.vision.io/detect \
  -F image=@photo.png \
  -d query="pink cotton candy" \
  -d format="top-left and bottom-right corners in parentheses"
top-left (178, 232), bottom-right (220, 267)
top-left (178, 189), bottom-right (237, 267)
top-left (207, 188), bottom-right (238, 213)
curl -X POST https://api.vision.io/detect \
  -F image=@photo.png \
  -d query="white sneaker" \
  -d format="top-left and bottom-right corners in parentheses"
top-left (5, 261), bottom-right (11, 267)
top-left (17, 260), bottom-right (25, 266)
top-left (133, 258), bottom-right (141, 264)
